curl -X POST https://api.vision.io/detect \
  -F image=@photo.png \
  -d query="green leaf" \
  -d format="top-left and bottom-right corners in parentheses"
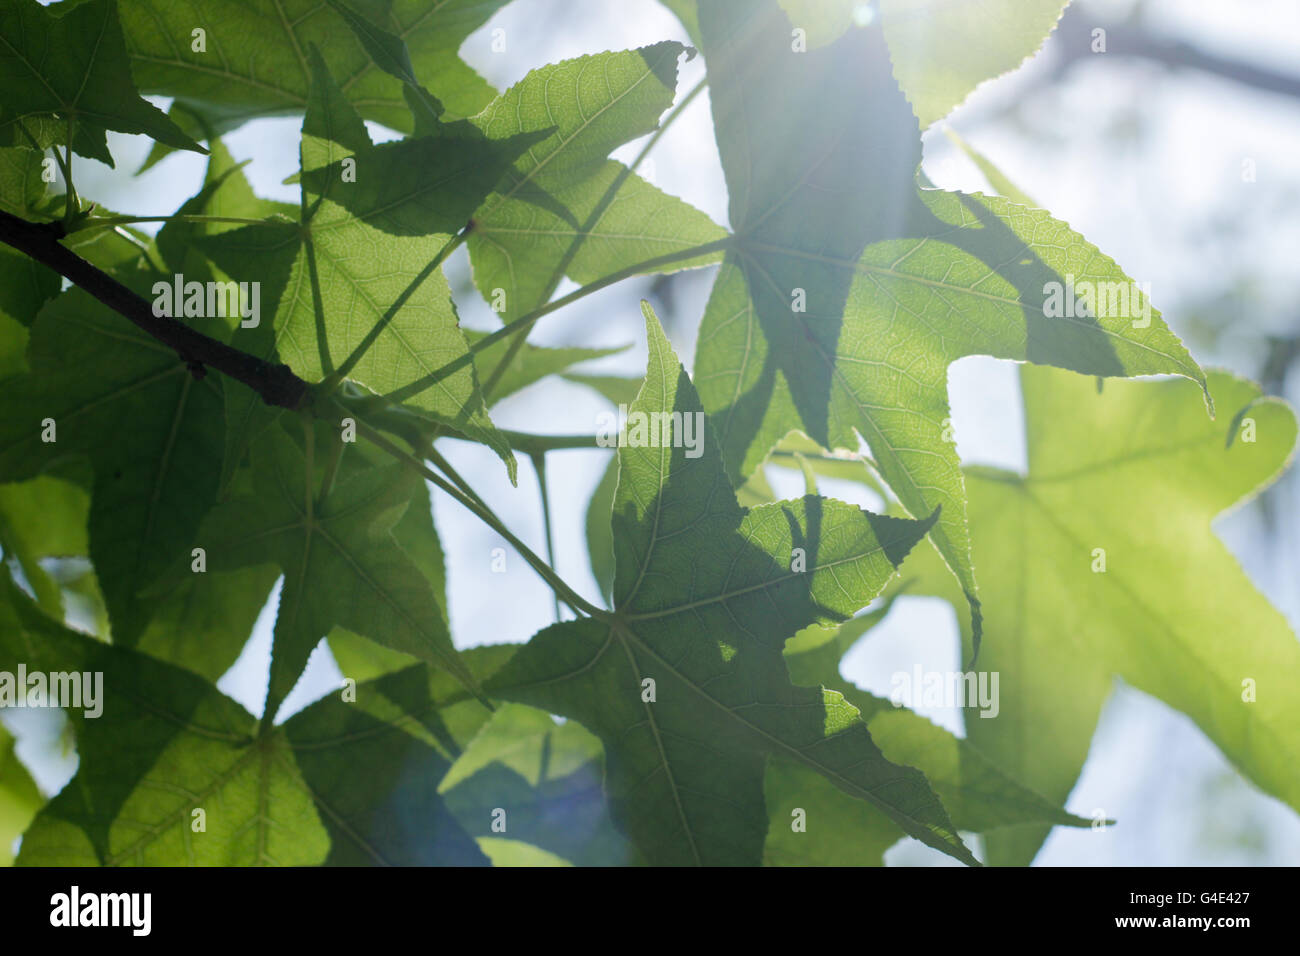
top-left (0, 248), bottom-right (60, 360)
top-left (59, 219), bottom-right (159, 275)
top-left (136, 100), bottom-right (222, 174)
top-left (692, 0), bottom-right (1207, 656)
top-left (0, 285), bottom-right (224, 645)
top-left (0, 469), bottom-right (89, 562)
top-left (564, 373), bottom-right (643, 408)
top-left (1, 572), bottom-right (330, 866)
top-left (763, 598), bottom-right (1090, 864)
top-left (204, 54), bottom-right (530, 478)
top-left (771, 434), bottom-right (890, 501)
top-left (0, 723), bottom-right (42, 867)
top-left (120, 0), bottom-right (507, 133)
top-left (137, 565), bottom-right (280, 683)
top-left (195, 221), bottom-right (300, 493)
top-left (575, 374), bottom-right (646, 608)
top-left (0, 0), bottom-right (205, 165)
top-left (465, 331), bottom-right (626, 406)
top-left (283, 664), bottom-right (490, 866)
top-left (0, 313), bottom-right (26, 382)
top-left (193, 422), bottom-right (481, 724)
top-left (584, 454), bottom-right (620, 606)
top-left (299, 120), bottom-right (546, 240)
top-left (0, 146), bottom-right (49, 220)
top-left (329, 630), bottom-right (424, 685)
top-left (4, 568), bottom-right (513, 866)
top-left (0, 149), bottom-right (60, 366)
top-left (879, 0), bottom-right (1070, 127)
top-left (659, 0), bottom-right (703, 46)
top-left (488, 303), bottom-right (975, 866)
top-left (782, 606), bottom-right (1093, 834)
top-left (158, 141), bottom-right (296, 283)
top-left (440, 701), bottom-right (639, 866)
top-left (760, 602), bottom-right (896, 865)
top-left (466, 44), bottom-right (726, 321)
top-left (290, 643), bottom-right (515, 863)
top-left (326, 0), bottom-right (421, 91)
top-left (776, 0), bottom-right (864, 47)
top-left (327, 444), bottom-right (449, 682)
top-left (4, 559), bottom-right (523, 867)
top-left (317, 0), bottom-right (452, 136)
top-left (762, 757), bottom-right (901, 865)
top-left (735, 463), bottom-right (778, 509)
top-left (154, 140), bottom-right (299, 491)
top-left (942, 128), bottom-right (1038, 208)
top-left (901, 366), bottom-right (1300, 864)
top-left (0, 467), bottom-right (89, 616)
top-left (474, 839), bottom-right (574, 866)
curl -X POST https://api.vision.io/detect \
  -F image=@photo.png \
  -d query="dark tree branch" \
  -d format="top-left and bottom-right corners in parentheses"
top-left (1053, 9), bottom-right (1300, 101)
top-left (0, 208), bottom-right (309, 410)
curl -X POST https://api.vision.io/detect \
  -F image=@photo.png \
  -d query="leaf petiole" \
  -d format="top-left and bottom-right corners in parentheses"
top-left (381, 236), bottom-right (733, 409)
top-left (347, 409), bottom-right (608, 620)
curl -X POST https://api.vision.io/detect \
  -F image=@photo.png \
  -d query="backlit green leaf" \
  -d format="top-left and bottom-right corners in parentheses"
top-left (440, 701), bottom-right (638, 866)
top-left (466, 45), bottom-right (727, 322)
top-left (0, 0), bottom-right (205, 165)
top-left (1, 572), bottom-right (330, 866)
top-left (880, 0), bottom-right (1070, 127)
top-left (692, 0), bottom-right (1206, 655)
top-left (0, 723), bottom-right (42, 867)
top-left (193, 421), bottom-right (480, 722)
top-left (0, 285), bottom-right (224, 645)
top-left (120, 0), bottom-right (505, 132)
top-left (489, 303), bottom-right (975, 866)
top-left (901, 366), bottom-right (1300, 864)
top-left (204, 54), bottom-right (534, 478)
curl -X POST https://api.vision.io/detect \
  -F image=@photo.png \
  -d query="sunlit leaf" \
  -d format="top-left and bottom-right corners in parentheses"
top-left (900, 366), bottom-right (1300, 864)
top-left (489, 303), bottom-right (975, 866)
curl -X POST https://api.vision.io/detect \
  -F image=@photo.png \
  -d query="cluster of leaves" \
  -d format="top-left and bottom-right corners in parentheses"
top-left (0, 0), bottom-right (1296, 867)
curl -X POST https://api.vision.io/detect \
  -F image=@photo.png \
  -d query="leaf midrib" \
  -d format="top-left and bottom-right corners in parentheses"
top-left (608, 618), bottom-right (966, 862)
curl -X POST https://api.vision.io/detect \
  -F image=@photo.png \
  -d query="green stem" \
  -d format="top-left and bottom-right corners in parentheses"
top-left (60, 116), bottom-right (78, 226)
top-left (14, 120), bottom-right (76, 223)
top-left (349, 412), bottom-right (607, 620)
top-left (67, 214), bottom-right (273, 234)
top-left (623, 76), bottom-right (705, 186)
top-left (335, 396), bottom-right (600, 456)
top-left (381, 237), bottom-right (732, 409)
top-left (356, 404), bottom-right (604, 461)
top-left (468, 429), bottom-right (599, 454)
top-left (316, 427), bottom-right (346, 507)
top-left (530, 452), bottom-right (561, 622)
top-left (344, 396), bottom-right (512, 552)
top-left (423, 442), bottom-right (492, 515)
top-left (58, 151), bottom-right (77, 224)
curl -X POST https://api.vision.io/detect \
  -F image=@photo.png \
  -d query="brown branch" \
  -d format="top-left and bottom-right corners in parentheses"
top-left (1053, 9), bottom-right (1300, 101)
top-left (0, 208), bottom-right (309, 410)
